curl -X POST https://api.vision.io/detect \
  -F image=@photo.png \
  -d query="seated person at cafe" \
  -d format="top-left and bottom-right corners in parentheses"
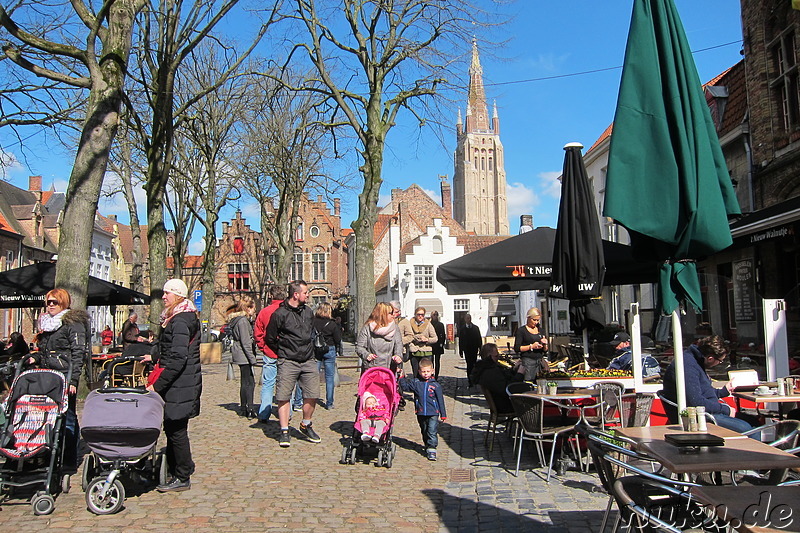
top-left (662, 335), bottom-right (759, 437)
top-left (470, 343), bottom-right (525, 413)
top-left (607, 332), bottom-right (660, 378)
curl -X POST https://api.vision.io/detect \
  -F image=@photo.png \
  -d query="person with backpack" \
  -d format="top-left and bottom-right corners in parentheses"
top-left (312, 302), bottom-right (342, 410)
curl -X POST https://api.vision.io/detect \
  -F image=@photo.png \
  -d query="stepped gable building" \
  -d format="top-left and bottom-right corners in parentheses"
top-left (452, 39), bottom-right (510, 236)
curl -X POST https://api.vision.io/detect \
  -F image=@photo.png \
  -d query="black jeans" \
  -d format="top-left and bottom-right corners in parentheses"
top-left (239, 364), bottom-right (254, 410)
top-left (164, 418), bottom-right (194, 481)
top-left (464, 351), bottom-right (478, 385)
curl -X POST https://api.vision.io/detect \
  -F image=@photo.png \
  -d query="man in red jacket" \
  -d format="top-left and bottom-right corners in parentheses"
top-left (254, 285), bottom-right (286, 422)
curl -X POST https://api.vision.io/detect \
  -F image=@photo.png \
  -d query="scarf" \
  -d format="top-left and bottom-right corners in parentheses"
top-left (161, 298), bottom-right (198, 327)
top-left (369, 321), bottom-right (395, 339)
top-left (39, 309), bottom-right (68, 332)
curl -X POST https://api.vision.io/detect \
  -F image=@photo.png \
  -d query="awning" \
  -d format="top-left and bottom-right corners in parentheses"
top-left (484, 296), bottom-right (516, 315)
top-left (414, 298), bottom-right (443, 317)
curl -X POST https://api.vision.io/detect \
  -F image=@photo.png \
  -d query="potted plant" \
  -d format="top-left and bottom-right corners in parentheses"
top-left (679, 408), bottom-right (690, 431)
top-left (547, 381), bottom-right (558, 395)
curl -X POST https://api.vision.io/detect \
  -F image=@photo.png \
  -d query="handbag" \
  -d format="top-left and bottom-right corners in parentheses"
top-left (227, 361), bottom-right (235, 380)
top-left (333, 360), bottom-right (341, 388)
top-left (147, 362), bottom-right (165, 387)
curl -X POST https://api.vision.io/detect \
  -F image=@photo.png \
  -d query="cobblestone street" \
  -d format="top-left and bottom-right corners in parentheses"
top-left (0, 346), bottom-right (610, 531)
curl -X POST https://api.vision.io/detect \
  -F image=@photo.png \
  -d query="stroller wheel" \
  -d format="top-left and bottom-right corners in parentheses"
top-left (31, 492), bottom-right (55, 515)
top-left (376, 449), bottom-right (384, 467)
top-left (86, 477), bottom-right (125, 515)
top-left (349, 447), bottom-right (357, 465)
top-left (61, 474), bottom-right (71, 494)
top-left (340, 446), bottom-right (350, 465)
top-left (385, 450), bottom-right (394, 468)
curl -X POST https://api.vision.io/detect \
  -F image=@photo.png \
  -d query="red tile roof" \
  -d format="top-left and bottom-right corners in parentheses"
top-left (0, 212), bottom-right (21, 235)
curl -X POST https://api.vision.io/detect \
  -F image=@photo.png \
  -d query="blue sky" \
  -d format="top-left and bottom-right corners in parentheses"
top-left (2, 1), bottom-right (743, 253)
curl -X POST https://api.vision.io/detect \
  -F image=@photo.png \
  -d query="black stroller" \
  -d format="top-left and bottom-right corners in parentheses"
top-left (0, 361), bottom-right (72, 515)
top-left (81, 387), bottom-right (165, 514)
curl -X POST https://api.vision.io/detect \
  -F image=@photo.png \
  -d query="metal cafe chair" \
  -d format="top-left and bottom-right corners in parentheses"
top-left (509, 393), bottom-right (577, 481)
top-left (656, 390), bottom-right (718, 425)
top-left (618, 392), bottom-right (656, 429)
top-left (478, 385), bottom-right (516, 453)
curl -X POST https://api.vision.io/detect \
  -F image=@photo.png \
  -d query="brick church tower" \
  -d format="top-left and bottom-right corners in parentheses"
top-left (452, 39), bottom-right (509, 236)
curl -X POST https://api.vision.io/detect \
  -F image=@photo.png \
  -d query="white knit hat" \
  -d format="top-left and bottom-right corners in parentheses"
top-left (163, 278), bottom-right (188, 298)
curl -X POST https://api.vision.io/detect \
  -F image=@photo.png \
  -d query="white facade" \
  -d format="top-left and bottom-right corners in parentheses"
top-left (87, 224), bottom-right (115, 344)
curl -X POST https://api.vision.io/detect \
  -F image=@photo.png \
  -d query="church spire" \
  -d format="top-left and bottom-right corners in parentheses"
top-left (467, 38), bottom-right (489, 132)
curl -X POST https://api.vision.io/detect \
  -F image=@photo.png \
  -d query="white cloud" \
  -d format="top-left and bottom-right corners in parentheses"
top-left (506, 180), bottom-right (539, 227)
top-left (538, 171), bottom-right (562, 199)
top-left (421, 187), bottom-right (441, 205)
top-left (189, 239), bottom-right (205, 255)
top-left (378, 192), bottom-right (392, 209)
top-left (1, 149), bottom-right (23, 175)
top-left (506, 171), bottom-right (562, 230)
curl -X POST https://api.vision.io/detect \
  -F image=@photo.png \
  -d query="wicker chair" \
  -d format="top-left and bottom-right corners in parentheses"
top-left (479, 385), bottom-right (516, 452)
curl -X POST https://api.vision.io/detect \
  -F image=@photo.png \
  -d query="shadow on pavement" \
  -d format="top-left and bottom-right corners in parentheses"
top-left (423, 488), bottom-right (609, 531)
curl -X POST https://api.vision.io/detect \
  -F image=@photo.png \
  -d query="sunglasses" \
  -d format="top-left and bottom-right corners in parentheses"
top-left (415, 313), bottom-right (425, 316)
top-left (46, 300), bottom-right (59, 306)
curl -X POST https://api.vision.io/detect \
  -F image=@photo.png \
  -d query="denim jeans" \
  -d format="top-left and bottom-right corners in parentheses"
top-left (63, 394), bottom-right (79, 468)
top-left (417, 414), bottom-right (439, 451)
top-left (715, 413), bottom-right (760, 440)
top-left (318, 346), bottom-right (337, 408)
top-left (258, 356), bottom-right (277, 421)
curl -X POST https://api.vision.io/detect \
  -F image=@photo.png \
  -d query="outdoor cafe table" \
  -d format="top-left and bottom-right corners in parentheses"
top-left (635, 435), bottom-right (800, 476)
top-left (689, 485), bottom-right (800, 533)
top-left (734, 391), bottom-right (799, 419)
top-left (615, 423), bottom-right (748, 444)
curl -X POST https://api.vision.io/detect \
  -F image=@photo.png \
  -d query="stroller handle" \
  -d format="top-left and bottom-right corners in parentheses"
top-left (96, 386), bottom-right (149, 395)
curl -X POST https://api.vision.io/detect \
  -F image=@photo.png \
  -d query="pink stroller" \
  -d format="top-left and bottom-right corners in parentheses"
top-left (340, 367), bottom-right (400, 468)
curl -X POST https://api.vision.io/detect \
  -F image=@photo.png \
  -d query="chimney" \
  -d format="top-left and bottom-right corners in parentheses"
top-left (29, 175), bottom-right (42, 192)
top-left (333, 198), bottom-right (340, 216)
top-left (439, 175), bottom-right (452, 218)
top-left (519, 214), bottom-right (533, 234)
top-left (317, 195), bottom-right (323, 204)
top-left (108, 214), bottom-right (117, 222)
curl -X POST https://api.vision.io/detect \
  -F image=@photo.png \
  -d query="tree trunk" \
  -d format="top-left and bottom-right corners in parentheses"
top-left (201, 219), bottom-right (217, 333)
top-left (352, 131), bottom-right (385, 325)
top-left (55, 1), bottom-right (141, 309)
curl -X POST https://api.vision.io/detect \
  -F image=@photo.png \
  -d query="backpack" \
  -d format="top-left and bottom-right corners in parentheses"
top-left (313, 321), bottom-right (329, 357)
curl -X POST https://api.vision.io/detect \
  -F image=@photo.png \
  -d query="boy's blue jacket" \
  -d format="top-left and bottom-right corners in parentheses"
top-left (399, 376), bottom-right (447, 418)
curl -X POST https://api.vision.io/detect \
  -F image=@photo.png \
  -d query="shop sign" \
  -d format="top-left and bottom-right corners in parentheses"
top-left (733, 259), bottom-right (756, 322)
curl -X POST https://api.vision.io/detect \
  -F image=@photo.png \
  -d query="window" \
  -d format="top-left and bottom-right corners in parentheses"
top-left (267, 251), bottom-right (278, 280)
top-left (771, 29), bottom-right (800, 132)
top-left (290, 250), bottom-right (303, 280)
top-left (488, 158), bottom-right (493, 171)
top-left (312, 252), bottom-right (326, 281)
top-left (310, 225), bottom-right (320, 238)
top-left (4, 250), bottom-right (14, 270)
top-left (295, 221), bottom-right (304, 241)
top-left (432, 236), bottom-right (443, 254)
top-left (233, 237), bottom-right (244, 255)
top-left (454, 299), bottom-right (469, 311)
top-left (228, 263), bottom-right (250, 291)
top-left (414, 265), bottom-right (433, 291)
top-left (312, 295), bottom-right (326, 306)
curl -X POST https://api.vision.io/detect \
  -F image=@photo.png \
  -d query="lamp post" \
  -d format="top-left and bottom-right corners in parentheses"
top-left (400, 268), bottom-right (412, 316)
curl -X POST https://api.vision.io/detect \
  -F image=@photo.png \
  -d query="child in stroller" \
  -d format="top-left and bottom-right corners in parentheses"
top-left (357, 391), bottom-right (390, 444)
top-left (341, 367), bottom-right (399, 468)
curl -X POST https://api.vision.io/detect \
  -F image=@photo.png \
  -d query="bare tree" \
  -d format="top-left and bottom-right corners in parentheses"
top-left (279, 0), bottom-right (503, 323)
top-left (174, 44), bottom-right (252, 326)
top-left (124, 0), bottom-right (276, 326)
top-left (238, 68), bottom-right (335, 294)
top-left (1, 0), bottom-right (147, 307)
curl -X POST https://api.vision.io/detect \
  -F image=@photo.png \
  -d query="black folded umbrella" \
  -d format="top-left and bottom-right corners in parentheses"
top-left (0, 262), bottom-right (150, 308)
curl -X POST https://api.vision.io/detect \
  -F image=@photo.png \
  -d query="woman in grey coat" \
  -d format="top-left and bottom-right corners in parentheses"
top-left (228, 295), bottom-right (257, 418)
top-left (355, 302), bottom-right (403, 372)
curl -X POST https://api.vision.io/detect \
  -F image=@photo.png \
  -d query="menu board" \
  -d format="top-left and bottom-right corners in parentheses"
top-left (733, 258), bottom-right (756, 322)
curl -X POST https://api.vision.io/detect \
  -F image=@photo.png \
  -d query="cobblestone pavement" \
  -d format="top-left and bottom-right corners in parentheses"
top-left (0, 345), bottom-right (611, 531)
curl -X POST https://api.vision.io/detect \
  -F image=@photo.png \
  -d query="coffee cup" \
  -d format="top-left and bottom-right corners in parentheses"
top-left (755, 385), bottom-right (770, 395)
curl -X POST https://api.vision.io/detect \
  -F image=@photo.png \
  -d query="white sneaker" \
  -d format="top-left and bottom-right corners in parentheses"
top-left (371, 435), bottom-right (380, 444)
top-left (361, 434), bottom-right (372, 442)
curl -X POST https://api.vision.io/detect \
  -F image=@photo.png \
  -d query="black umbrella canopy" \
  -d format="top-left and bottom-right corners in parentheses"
top-left (436, 227), bottom-right (657, 295)
top-left (550, 142), bottom-right (607, 332)
top-left (0, 262), bottom-right (150, 308)
top-left (550, 143), bottom-right (605, 299)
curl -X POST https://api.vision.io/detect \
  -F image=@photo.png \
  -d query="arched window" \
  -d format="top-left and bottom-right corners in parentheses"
top-left (432, 235), bottom-right (443, 254)
top-left (295, 220), bottom-right (304, 241)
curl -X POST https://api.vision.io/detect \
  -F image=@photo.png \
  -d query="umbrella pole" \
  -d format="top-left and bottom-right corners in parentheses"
top-left (672, 310), bottom-right (686, 413)
top-left (582, 330), bottom-right (590, 370)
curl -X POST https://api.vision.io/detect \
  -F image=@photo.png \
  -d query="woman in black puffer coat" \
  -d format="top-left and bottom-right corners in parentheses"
top-left (149, 279), bottom-right (202, 493)
top-left (33, 288), bottom-right (90, 471)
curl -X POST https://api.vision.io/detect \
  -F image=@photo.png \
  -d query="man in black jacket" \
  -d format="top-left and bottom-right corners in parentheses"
top-left (266, 280), bottom-right (321, 447)
top-left (458, 314), bottom-right (483, 386)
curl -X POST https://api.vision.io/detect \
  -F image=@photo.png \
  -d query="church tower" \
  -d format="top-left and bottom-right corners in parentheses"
top-left (452, 39), bottom-right (509, 236)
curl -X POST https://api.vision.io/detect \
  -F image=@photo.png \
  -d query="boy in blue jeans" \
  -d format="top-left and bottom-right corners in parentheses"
top-left (399, 358), bottom-right (446, 461)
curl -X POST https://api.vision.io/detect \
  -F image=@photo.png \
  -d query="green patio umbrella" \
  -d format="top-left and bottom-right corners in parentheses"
top-left (604, 0), bottom-right (740, 411)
